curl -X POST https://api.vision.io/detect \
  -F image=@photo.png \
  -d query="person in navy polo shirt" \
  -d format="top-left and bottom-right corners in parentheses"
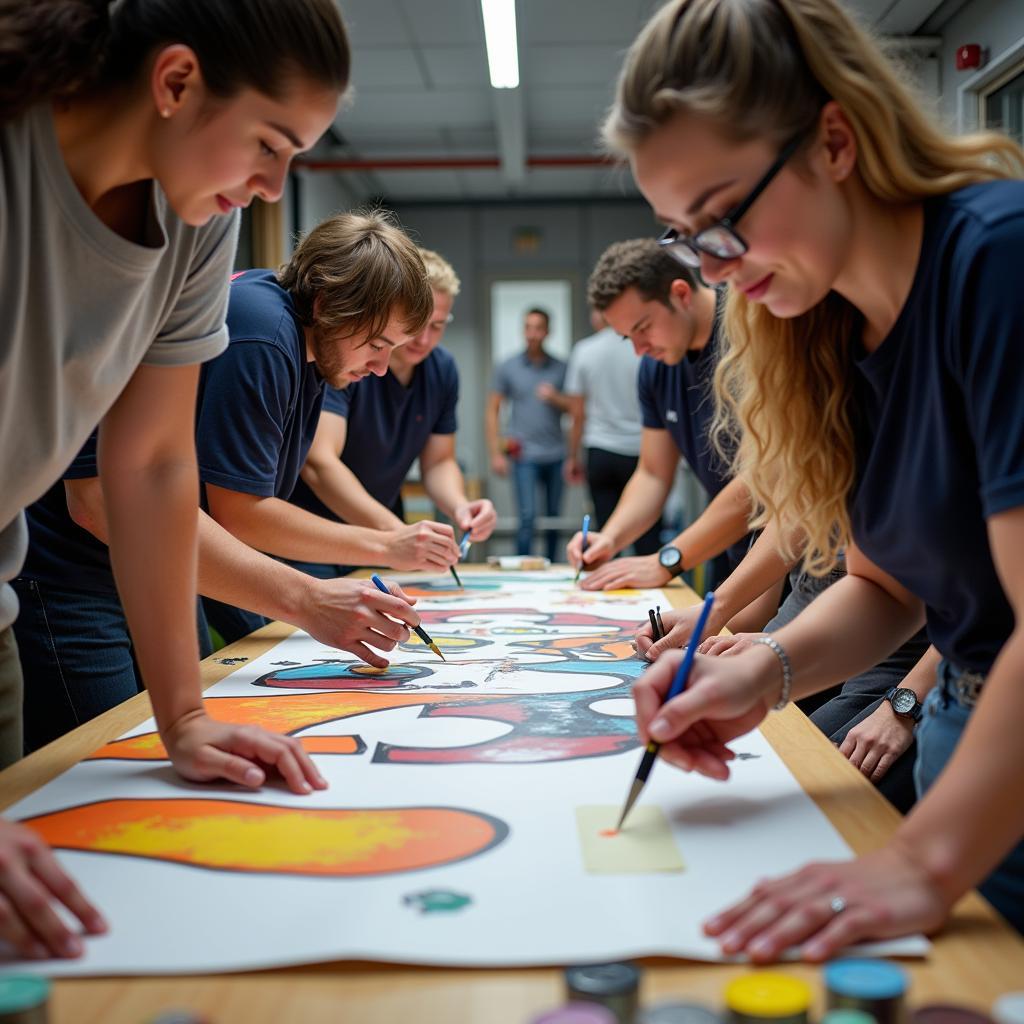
top-left (290, 247), bottom-right (496, 578)
top-left (619, 0), bottom-right (1024, 949)
top-left (566, 239), bottom-right (755, 598)
top-left (14, 210), bottom-right (429, 751)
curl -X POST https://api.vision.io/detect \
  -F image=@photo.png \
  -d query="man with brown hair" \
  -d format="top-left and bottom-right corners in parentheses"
top-left (14, 210), bottom-right (431, 751)
top-left (290, 246), bottom-right (496, 578)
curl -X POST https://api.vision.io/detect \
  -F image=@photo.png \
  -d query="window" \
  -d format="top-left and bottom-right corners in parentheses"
top-left (982, 68), bottom-right (1024, 146)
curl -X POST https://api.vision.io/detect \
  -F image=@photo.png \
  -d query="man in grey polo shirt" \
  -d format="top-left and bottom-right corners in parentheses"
top-left (486, 308), bottom-right (568, 562)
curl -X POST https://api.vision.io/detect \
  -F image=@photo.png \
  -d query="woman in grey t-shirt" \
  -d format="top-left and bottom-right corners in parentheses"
top-left (0, 0), bottom-right (350, 959)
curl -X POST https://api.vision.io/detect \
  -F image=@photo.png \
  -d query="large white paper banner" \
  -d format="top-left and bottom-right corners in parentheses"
top-left (3, 572), bottom-right (927, 974)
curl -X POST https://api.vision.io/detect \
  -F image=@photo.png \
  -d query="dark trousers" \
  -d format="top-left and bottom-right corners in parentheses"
top-left (512, 458), bottom-right (564, 563)
top-left (585, 447), bottom-right (661, 556)
top-left (12, 577), bottom-right (213, 753)
top-left (765, 564), bottom-right (930, 814)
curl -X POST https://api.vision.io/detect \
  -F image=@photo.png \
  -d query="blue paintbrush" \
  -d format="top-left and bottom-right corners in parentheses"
top-left (574, 513), bottom-right (591, 583)
top-left (616, 591), bottom-right (715, 830)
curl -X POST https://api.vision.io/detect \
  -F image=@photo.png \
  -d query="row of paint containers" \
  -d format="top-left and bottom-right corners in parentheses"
top-left (529, 960), bottom-right (1024, 1024)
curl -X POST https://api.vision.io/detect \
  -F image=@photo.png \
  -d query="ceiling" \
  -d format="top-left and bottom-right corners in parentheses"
top-left (299, 0), bottom-right (950, 204)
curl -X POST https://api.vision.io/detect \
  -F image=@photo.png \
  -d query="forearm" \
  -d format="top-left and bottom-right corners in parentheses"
top-left (102, 455), bottom-right (203, 729)
top-left (300, 458), bottom-right (402, 531)
top-left (197, 511), bottom-right (314, 624)
top-left (422, 457), bottom-right (468, 520)
top-left (485, 402), bottom-right (502, 457)
top-left (899, 645), bottom-right (941, 701)
top-left (895, 631), bottom-right (1024, 904)
top-left (210, 491), bottom-right (391, 565)
top-left (708, 521), bottom-right (795, 631)
top-left (600, 468), bottom-right (672, 552)
top-left (767, 574), bottom-right (926, 702)
top-left (568, 407), bottom-right (584, 461)
top-left (672, 479), bottom-right (752, 572)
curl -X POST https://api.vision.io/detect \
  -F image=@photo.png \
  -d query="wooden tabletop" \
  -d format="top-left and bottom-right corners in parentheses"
top-left (0, 575), bottom-right (1021, 1023)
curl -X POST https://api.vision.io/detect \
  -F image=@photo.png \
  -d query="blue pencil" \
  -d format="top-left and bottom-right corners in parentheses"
top-left (370, 574), bottom-right (445, 662)
top-left (574, 513), bottom-right (591, 583)
top-left (615, 591), bottom-right (715, 830)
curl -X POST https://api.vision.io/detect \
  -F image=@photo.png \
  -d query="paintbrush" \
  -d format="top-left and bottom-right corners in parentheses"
top-left (449, 564), bottom-right (463, 588)
top-left (616, 591), bottom-right (715, 831)
top-left (370, 574), bottom-right (446, 662)
top-left (574, 513), bottom-right (591, 583)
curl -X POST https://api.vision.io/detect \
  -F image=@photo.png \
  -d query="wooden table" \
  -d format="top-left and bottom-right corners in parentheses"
top-left (0, 577), bottom-right (1021, 1023)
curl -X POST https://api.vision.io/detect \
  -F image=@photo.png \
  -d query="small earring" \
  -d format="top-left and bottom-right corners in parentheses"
top-left (161, 108), bottom-right (171, 118)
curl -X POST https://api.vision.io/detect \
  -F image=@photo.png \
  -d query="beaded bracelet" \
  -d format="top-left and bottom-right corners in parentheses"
top-left (752, 635), bottom-right (792, 711)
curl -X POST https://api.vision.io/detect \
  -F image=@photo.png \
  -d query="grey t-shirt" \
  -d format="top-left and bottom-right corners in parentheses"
top-left (0, 104), bottom-right (238, 629)
top-left (564, 326), bottom-right (643, 457)
top-left (492, 350), bottom-right (568, 462)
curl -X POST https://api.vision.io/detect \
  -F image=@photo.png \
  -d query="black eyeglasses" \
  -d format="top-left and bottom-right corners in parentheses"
top-left (657, 131), bottom-right (807, 269)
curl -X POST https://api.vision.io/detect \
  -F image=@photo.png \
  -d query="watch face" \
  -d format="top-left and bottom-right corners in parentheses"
top-left (891, 688), bottom-right (917, 715)
top-left (658, 546), bottom-right (682, 569)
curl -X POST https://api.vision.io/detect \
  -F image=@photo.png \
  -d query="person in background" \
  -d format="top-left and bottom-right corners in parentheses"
top-left (293, 247), bottom-right (496, 578)
top-left (487, 308), bottom-right (569, 563)
top-left (563, 308), bottom-right (662, 556)
top-left (0, 0), bottom-right (349, 956)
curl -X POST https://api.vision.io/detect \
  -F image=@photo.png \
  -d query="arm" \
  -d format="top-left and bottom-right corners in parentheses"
top-left (536, 382), bottom-right (576, 413)
top-left (299, 410), bottom-right (404, 531)
top-left (98, 363), bottom-right (322, 795)
top-left (67, 478), bottom-right (421, 668)
top-left (206, 484), bottom-right (460, 572)
top-left (638, 518), bottom-right (795, 659)
top-left (566, 427), bottom-right (677, 570)
top-left (485, 391), bottom-right (508, 476)
top-left (420, 433), bottom-right (497, 542)
top-left (564, 394), bottom-right (586, 484)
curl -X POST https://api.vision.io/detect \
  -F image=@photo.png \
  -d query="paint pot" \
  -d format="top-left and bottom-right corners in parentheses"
top-left (994, 995), bottom-right (1024, 1024)
top-left (530, 1004), bottom-right (618, 1024)
top-left (913, 1007), bottom-right (994, 1024)
top-left (825, 960), bottom-right (908, 1024)
top-left (725, 973), bottom-right (812, 1024)
top-left (822, 1011), bottom-right (877, 1024)
top-left (637, 1000), bottom-right (721, 1024)
top-left (0, 976), bottom-right (50, 1024)
top-left (565, 962), bottom-right (641, 1024)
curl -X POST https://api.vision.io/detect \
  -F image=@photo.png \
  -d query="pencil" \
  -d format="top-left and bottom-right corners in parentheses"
top-left (574, 513), bottom-right (591, 583)
top-left (615, 591), bottom-right (715, 831)
top-left (369, 574), bottom-right (446, 662)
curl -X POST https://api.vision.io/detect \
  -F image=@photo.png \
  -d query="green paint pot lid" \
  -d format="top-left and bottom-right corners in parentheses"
top-left (565, 962), bottom-right (641, 996)
top-left (0, 976), bottom-right (50, 1012)
top-left (823, 1011), bottom-right (878, 1024)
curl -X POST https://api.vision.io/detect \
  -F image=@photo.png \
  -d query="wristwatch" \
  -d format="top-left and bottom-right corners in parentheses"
top-left (884, 686), bottom-right (923, 722)
top-left (657, 545), bottom-right (684, 579)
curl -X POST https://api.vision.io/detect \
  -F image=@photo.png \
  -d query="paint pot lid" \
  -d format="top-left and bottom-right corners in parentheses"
top-left (565, 962), bottom-right (641, 996)
top-left (531, 1003), bottom-right (618, 1024)
top-left (0, 977), bottom-right (50, 1012)
top-left (994, 994), bottom-right (1024, 1024)
top-left (725, 973), bottom-right (813, 1017)
top-left (913, 1006), bottom-right (995, 1024)
top-left (822, 1011), bottom-right (878, 1024)
top-left (146, 1014), bottom-right (209, 1024)
top-left (637, 1000), bottom-right (721, 1024)
top-left (825, 959), bottom-right (908, 1000)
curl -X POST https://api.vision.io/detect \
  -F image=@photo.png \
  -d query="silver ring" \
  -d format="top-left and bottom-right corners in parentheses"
top-left (829, 895), bottom-right (847, 915)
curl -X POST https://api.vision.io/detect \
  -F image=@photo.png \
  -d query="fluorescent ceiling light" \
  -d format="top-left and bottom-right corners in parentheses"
top-left (481, 0), bottom-right (520, 89)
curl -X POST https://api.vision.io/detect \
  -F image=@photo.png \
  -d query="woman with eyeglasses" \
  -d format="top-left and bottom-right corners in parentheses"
top-left (612, 0), bottom-right (1024, 955)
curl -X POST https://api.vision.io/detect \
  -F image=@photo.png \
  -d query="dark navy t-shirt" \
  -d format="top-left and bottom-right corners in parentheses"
top-left (849, 182), bottom-right (1024, 673)
top-left (20, 269), bottom-right (324, 592)
top-left (290, 347), bottom-right (459, 521)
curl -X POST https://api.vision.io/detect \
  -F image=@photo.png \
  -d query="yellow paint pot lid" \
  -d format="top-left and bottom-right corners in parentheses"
top-left (725, 974), bottom-right (812, 1018)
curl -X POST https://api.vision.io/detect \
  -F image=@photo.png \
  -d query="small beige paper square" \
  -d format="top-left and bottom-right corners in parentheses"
top-left (576, 805), bottom-right (685, 874)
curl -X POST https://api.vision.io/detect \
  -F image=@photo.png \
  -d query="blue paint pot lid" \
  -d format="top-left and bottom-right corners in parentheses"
top-left (0, 976), bottom-right (50, 1012)
top-left (565, 962), bottom-right (641, 996)
top-left (823, 1011), bottom-right (879, 1024)
top-left (825, 959), bottom-right (908, 999)
top-left (531, 1004), bottom-right (618, 1024)
top-left (993, 994), bottom-right (1024, 1024)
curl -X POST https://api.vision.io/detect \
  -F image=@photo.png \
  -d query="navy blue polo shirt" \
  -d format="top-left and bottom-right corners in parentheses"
top-left (20, 269), bottom-right (324, 592)
top-left (849, 182), bottom-right (1024, 673)
top-left (290, 347), bottom-right (459, 520)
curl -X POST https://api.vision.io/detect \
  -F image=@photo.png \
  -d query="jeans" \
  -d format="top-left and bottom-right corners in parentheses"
top-left (512, 458), bottom-right (565, 563)
top-left (765, 561), bottom-right (930, 814)
top-left (281, 559), bottom-right (355, 582)
top-left (585, 447), bottom-right (661, 556)
top-left (0, 627), bottom-right (24, 767)
top-left (915, 661), bottom-right (1024, 933)
top-left (199, 597), bottom-right (267, 648)
top-left (13, 578), bottom-right (213, 753)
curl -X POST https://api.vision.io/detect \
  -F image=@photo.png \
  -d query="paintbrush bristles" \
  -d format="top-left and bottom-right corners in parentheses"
top-left (616, 778), bottom-right (645, 832)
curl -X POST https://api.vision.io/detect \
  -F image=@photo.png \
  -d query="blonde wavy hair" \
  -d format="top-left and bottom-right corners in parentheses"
top-left (605, 0), bottom-right (1024, 573)
top-left (418, 247), bottom-right (461, 298)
